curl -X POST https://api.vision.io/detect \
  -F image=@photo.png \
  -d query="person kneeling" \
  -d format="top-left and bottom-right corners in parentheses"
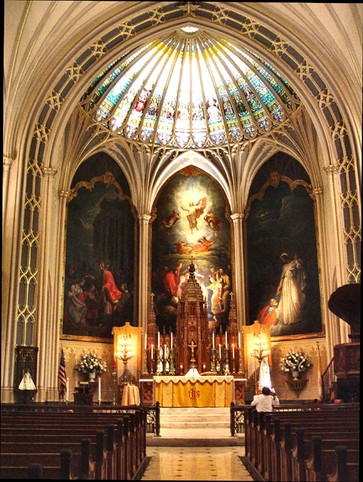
top-left (251, 386), bottom-right (280, 412)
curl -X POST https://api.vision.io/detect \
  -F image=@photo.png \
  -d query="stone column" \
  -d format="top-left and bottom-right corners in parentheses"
top-left (34, 166), bottom-right (58, 402)
top-left (138, 214), bottom-right (151, 356)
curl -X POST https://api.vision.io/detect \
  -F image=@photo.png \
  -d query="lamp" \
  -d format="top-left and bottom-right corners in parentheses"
top-left (250, 333), bottom-right (270, 393)
top-left (115, 334), bottom-right (135, 385)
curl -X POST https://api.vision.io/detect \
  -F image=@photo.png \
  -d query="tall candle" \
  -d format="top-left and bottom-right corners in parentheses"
top-left (212, 331), bottom-right (215, 349)
top-left (144, 335), bottom-right (147, 350)
top-left (225, 331), bottom-right (228, 347)
top-left (151, 344), bottom-right (154, 360)
top-left (238, 332), bottom-right (241, 349)
top-left (157, 332), bottom-right (160, 348)
top-left (66, 378), bottom-right (69, 402)
top-left (232, 343), bottom-right (235, 359)
top-left (98, 376), bottom-right (101, 401)
top-left (219, 344), bottom-right (222, 359)
top-left (171, 332), bottom-right (173, 349)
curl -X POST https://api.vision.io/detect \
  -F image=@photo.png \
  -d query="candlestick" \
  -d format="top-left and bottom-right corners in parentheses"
top-left (157, 332), bottom-right (160, 349)
top-left (232, 343), bottom-right (235, 359)
top-left (66, 377), bottom-right (69, 402)
top-left (151, 344), bottom-right (154, 360)
top-left (144, 334), bottom-right (147, 350)
top-left (238, 332), bottom-right (241, 349)
top-left (225, 331), bottom-right (228, 347)
top-left (171, 332), bottom-right (173, 349)
top-left (219, 344), bottom-right (222, 359)
top-left (212, 331), bottom-right (215, 349)
top-left (98, 376), bottom-right (101, 403)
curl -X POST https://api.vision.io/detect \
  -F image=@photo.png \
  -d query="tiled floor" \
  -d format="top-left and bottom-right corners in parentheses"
top-left (141, 446), bottom-right (254, 481)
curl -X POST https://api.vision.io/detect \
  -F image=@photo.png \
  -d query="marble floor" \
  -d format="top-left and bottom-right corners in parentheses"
top-left (141, 446), bottom-right (254, 481)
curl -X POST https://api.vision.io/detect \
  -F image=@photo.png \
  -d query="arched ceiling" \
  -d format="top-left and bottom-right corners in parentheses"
top-left (81, 25), bottom-right (299, 150)
top-left (3, 2), bottom-right (362, 160)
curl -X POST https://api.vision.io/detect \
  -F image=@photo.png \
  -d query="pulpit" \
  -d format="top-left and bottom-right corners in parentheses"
top-left (328, 283), bottom-right (360, 402)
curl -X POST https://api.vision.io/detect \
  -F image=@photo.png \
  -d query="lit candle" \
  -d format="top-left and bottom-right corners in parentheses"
top-left (157, 332), bottom-right (160, 349)
top-left (171, 332), bottom-right (173, 349)
top-left (238, 332), bottom-right (241, 349)
top-left (98, 376), bottom-right (101, 402)
top-left (66, 377), bottom-right (69, 402)
top-left (212, 331), bottom-right (215, 349)
top-left (151, 344), bottom-right (154, 360)
top-left (232, 343), bottom-right (235, 359)
top-left (219, 344), bottom-right (222, 359)
top-left (225, 331), bottom-right (228, 348)
top-left (144, 334), bottom-right (147, 350)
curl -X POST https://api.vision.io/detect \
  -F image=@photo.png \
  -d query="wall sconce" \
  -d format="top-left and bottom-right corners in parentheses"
top-left (115, 334), bottom-right (135, 385)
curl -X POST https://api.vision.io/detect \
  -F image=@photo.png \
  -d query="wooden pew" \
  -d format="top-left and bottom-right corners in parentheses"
top-left (1, 408), bottom-right (147, 475)
top-left (304, 436), bottom-right (359, 482)
top-left (327, 445), bottom-right (360, 482)
top-left (0, 411), bottom-right (144, 480)
top-left (243, 405), bottom-right (359, 482)
top-left (286, 427), bottom-right (359, 482)
top-left (0, 440), bottom-right (94, 480)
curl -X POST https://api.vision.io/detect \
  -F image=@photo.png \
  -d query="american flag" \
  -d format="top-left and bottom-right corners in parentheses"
top-left (58, 349), bottom-right (67, 399)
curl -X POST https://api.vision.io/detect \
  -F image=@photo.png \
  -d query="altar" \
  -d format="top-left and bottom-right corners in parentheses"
top-left (153, 375), bottom-right (234, 408)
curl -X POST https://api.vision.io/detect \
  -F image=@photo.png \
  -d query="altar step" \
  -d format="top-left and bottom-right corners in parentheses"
top-left (147, 407), bottom-right (244, 447)
top-left (160, 407), bottom-right (230, 428)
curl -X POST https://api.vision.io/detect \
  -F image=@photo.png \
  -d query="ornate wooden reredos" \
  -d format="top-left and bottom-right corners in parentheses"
top-left (145, 259), bottom-right (244, 377)
top-left (176, 259), bottom-right (210, 374)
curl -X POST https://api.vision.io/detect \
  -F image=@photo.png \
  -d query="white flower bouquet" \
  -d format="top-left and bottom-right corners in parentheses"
top-left (280, 351), bottom-right (312, 373)
top-left (74, 353), bottom-right (107, 375)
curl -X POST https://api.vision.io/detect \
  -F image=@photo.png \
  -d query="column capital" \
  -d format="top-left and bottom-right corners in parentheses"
top-left (313, 186), bottom-right (324, 196)
top-left (323, 163), bottom-right (339, 174)
top-left (230, 212), bottom-right (245, 222)
top-left (58, 190), bottom-right (69, 199)
top-left (42, 166), bottom-right (58, 177)
top-left (3, 155), bottom-right (14, 167)
top-left (138, 214), bottom-right (152, 222)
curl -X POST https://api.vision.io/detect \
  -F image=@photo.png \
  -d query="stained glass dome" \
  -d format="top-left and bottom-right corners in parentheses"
top-left (82, 26), bottom-right (299, 149)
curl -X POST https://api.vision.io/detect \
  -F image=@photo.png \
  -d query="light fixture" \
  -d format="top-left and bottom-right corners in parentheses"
top-left (250, 332), bottom-right (270, 364)
top-left (115, 334), bottom-right (135, 385)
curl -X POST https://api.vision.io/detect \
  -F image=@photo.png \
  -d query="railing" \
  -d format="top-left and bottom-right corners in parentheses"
top-left (230, 402), bottom-right (245, 436)
top-left (320, 356), bottom-right (335, 402)
top-left (229, 399), bottom-right (360, 436)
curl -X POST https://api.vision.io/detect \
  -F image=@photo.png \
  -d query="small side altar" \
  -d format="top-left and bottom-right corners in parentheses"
top-left (153, 375), bottom-right (234, 407)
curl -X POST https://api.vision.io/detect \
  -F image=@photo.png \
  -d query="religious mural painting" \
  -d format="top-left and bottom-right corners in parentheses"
top-left (152, 166), bottom-right (232, 335)
top-left (62, 153), bottom-right (135, 340)
top-left (246, 153), bottom-right (323, 339)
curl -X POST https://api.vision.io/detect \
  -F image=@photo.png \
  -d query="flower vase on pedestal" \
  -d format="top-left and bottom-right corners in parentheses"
top-left (291, 370), bottom-right (299, 380)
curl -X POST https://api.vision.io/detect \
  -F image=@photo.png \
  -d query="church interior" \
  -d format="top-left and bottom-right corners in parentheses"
top-left (2, 2), bottom-right (361, 480)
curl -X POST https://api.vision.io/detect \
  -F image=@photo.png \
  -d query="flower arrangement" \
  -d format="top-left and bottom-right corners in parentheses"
top-left (280, 351), bottom-right (312, 373)
top-left (74, 353), bottom-right (107, 375)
